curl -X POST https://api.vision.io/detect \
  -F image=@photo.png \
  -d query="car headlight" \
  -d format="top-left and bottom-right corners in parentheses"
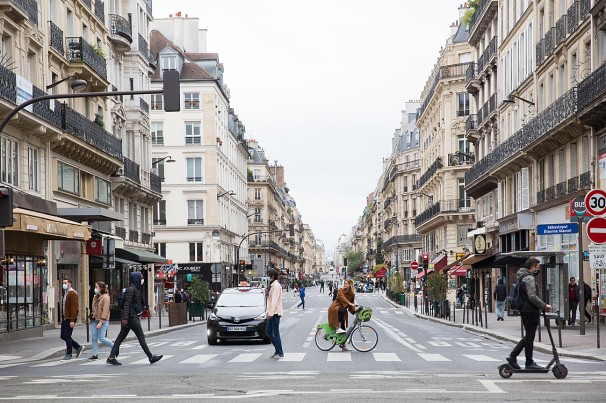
top-left (208, 313), bottom-right (218, 321)
top-left (255, 313), bottom-right (267, 320)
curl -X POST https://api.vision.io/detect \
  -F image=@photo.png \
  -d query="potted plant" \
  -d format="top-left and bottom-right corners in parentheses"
top-left (427, 272), bottom-right (448, 317)
top-left (187, 277), bottom-right (210, 320)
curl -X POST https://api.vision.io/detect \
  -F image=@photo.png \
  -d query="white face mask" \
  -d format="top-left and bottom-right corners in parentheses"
top-left (62, 283), bottom-right (68, 290)
top-left (141, 279), bottom-right (145, 286)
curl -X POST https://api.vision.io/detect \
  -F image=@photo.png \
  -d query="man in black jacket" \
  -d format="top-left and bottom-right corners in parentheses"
top-left (583, 282), bottom-right (592, 324)
top-left (568, 277), bottom-right (579, 326)
top-left (506, 258), bottom-right (552, 370)
top-left (493, 278), bottom-right (507, 321)
top-left (107, 272), bottom-right (163, 366)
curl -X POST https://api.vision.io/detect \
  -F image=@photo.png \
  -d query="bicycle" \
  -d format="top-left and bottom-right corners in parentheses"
top-left (314, 306), bottom-right (378, 352)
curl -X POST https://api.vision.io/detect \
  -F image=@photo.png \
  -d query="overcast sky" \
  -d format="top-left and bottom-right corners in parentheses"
top-left (154, 1), bottom-right (465, 255)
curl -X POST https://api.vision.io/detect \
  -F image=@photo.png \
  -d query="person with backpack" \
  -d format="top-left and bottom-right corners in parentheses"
top-left (506, 258), bottom-right (552, 371)
top-left (297, 286), bottom-right (306, 309)
top-left (107, 272), bottom-right (163, 366)
top-left (493, 278), bottom-right (507, 321)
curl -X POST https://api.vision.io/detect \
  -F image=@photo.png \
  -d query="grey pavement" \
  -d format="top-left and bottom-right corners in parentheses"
top-left (381, 294), bottom-right (606, 362)
top-left (0, 314), bottom-right (206, 364)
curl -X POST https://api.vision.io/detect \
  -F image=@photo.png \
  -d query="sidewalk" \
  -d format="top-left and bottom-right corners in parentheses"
top-left (381, 295), bottom-right (606, 362)
top-left (0, 316), bottom-right (206, 365)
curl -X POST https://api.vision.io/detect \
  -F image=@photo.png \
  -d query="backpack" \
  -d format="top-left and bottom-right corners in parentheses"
top-left (508, 279), bottom-right (526, 310)
top-left (117, 288), bottom-right (127, 309)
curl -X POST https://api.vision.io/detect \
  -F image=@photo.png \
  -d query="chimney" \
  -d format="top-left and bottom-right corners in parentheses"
top-left (176, 11), bottom-right (181, 17)
top-left (459, 3), bottom-right (470, 22)
top-left (451, 21), bottom-right (458, 36)
top-left (274, 165), bottom-right (285, 188)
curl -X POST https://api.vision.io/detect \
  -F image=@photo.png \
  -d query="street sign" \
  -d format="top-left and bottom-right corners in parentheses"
top-left (589, 244), bottom-right (606, 269)
top-left (410, 261), bottom-right (419, 270)
top-left (411, 269), bottom-right (418, 278)
top-left (587, 217), bottom-right (606, 244)
top-left (585, 189), bottom-right (606, 216)
top-left (537, 223), bottom-right (578, 235)
top-left (571, 197), bottom-right (589, 217)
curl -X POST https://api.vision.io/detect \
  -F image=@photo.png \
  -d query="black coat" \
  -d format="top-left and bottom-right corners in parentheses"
top-left (584, 283), bottom-right (591, 302)
top-left (122, 272), bottom-right (144, 321)
top-left (493, 283), bottom-right (507, 302)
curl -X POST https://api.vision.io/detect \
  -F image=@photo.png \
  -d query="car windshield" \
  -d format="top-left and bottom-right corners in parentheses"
top-left (216, 292), bottom-right (265, 307)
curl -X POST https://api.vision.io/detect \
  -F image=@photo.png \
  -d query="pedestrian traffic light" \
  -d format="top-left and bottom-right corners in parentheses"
top-left (0, 186), bottom-right (14, 228)
top-left (288, 224), bottom-right (295, 237)
top-left (162, 70), bottom-right (181, 112)
top-left (422, 253), bottom-right (429, 269)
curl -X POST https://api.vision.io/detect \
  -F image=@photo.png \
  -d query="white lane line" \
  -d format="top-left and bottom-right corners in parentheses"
top-left (372, 318), bottom-right (422, 353)
top-left (395, 311), bottom-right (404, 315)
top-left (455, 342), bottom-right (481, 348)
top-left (478, 380), bottom-right (506, 394)
top-left (170, 341), bottom-right (196, 347)
top-left (229, 353), bottom-right (262, 363)
top-left (327, 352), bottom-right (351, 361)
top-left (192, 344), bottom-right (208, 350)
top-left (80, 355), bottom-right (131, 365)
top-left (131, 355), bottom-right (174, 365)
top-left (417, 353), bottom-right (451, 362)
top-left (380, 311), bottom-right (389, 314)
top-left (280, 353), bottom-right (306, 361)
top-left (373, 353), bottom-right (400, 362)
top-left (463, 354), bottom-right (500, 362)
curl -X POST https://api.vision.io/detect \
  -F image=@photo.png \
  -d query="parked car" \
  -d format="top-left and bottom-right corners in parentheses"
top-left (206, 287), bottom-right (269, 345)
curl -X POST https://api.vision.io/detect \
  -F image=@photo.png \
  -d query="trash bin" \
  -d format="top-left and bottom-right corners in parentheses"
top-left (400, 293), bottom-right (405, 305)
top-left (188, 302), bottom-right (205, 320)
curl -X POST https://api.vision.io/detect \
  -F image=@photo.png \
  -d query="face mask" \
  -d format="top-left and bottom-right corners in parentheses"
top-left (62, 284), bottom-right (68, 290)
top-left (141, 279), bottom-right (145, 286)
top-left (533, 269), bottom-right (540, 276)
top-left (94, 288), bottom-right (99, 295)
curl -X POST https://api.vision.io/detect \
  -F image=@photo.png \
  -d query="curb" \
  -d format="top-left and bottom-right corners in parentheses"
top-left (4, 320), bottom-right (206, 365)
top-left (380, 295), bottom-right (606, 362)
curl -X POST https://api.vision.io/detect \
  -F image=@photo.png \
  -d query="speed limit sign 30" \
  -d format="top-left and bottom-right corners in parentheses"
top-left (585, 189), bottom-right (606, 217)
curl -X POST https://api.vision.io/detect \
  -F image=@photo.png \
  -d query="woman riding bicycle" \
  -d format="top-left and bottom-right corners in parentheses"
top-left (328, 278), bottom-right (357, 351)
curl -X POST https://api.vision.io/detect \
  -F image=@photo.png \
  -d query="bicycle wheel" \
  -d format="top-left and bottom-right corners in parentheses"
top-left (315, 327), bottom-right (336, 351)
top-left (350, 325), bottom-right (378, 352)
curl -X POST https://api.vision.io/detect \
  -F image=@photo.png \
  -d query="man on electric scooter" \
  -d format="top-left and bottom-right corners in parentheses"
top-left (506, 258), bottom-right (552, 370)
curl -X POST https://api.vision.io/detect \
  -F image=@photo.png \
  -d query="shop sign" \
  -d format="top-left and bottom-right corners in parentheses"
top-left (498, 213), bottom-right (533, 234)
top-left (86, 239), bottom-right (103, 256)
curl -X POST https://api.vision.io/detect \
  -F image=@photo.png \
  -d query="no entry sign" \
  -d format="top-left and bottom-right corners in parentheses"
top-left (410, 261), bottom-right (419, 270)
top-left (587, 217), bottom-right (606, 244)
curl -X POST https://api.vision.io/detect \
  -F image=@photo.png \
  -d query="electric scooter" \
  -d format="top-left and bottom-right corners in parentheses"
top-left (498, 310), bottom-right (568, 379)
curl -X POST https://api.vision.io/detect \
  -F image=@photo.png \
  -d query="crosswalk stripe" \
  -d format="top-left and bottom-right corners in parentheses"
top-left (428, 341), bottom-right (452, 347)
top-left (192, 344), bottom-right (208, 350)
top-left (170, 341), bottom-right (197, 347)
top-left (327, 352), bottom-right (351, 362)
top-left (380, 311), bottom-right (388, 314)
top-left (146, 341), bottom-right (170, 347)
top-left (279, 353), bottom-right (306, 362)
top-left (131, 355), bottom-right (174, 365)
top-left (462, 354), bottom-right (500, 362)
top-left (373, 353), bottom-right (400, 362)
top-left (229, 353), bottom-right (262, 363)
top-left (395, 311), bottom-right (404, 315)
top-left (179, 354), bottom-right (216, 364)
top-left (417, 353), bottom-right (450, 362)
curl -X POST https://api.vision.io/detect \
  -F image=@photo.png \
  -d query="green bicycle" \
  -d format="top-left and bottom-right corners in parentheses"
top-left (314, 306), bottom-right (378, 352)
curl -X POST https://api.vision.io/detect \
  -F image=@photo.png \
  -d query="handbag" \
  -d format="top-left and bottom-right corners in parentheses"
top-left (88, 312), bottom-right (95, 322)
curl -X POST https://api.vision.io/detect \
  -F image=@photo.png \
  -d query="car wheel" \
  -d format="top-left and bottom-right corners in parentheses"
top-left (207, 337), bottom-right (218, 345)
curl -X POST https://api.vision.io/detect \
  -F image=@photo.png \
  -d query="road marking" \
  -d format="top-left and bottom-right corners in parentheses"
top-left (417, 353), bottom-right (450, 362)
top-left (279, 353), bottom-right (306, 361)
top-left (192, 344), bottom-right (208, 350)
top-left (229, 353), bottom-right (262, 363)
top-left (372, 318), bottom-right (421, 353)
top-left (478, 380), bottom-right (506, 393)
top-left (455, 342), bottom-right (481, 348)
top-left (32, 360), bottom-right (73, 367)
top-left (395, 311), bottom-right (404, 315)
top-left (380, 311), bottom-right (388, 314)
top-left (80, 355), bottom-right (132, 366)
top-left (131, 355), bottom-right (174, 365)
top-left (428, 341), bottom-right (452, 347)
top-left (327, 352), bottom-right (351, 361)
top-left (179, 354), bottom-right (215, 364)
top-left (146, 341), bottom-right (170, 347)
top-left (0, 355), bottom-right (21, 362)
top-left (373, 353), bottom-right (400, 362)
top-left (463, 354), bottom-right (500, 362)
top-left (170, 341), bottom-right (196, 347)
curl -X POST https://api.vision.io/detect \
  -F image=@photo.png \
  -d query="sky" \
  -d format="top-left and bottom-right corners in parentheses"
top-left (153, 1), bottom-right (465, 254)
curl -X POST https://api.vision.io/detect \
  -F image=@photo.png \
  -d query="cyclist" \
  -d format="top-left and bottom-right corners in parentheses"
top-left (328, 278), bottom-right (357, 351)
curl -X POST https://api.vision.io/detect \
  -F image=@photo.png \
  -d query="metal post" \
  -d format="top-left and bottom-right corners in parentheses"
top-left (597, 273), bottom-right (601, 349)
top-left (85, 307), bottom-right (90, 343)
top-left (578, 216), bottom-right (586, 335)
top-left (159, 306), bottom-right (162, 330)
top-left (57, 302), bottom-right (61, 326)
top-left (538, 317), bottom-right (542, 342)
top-left (453, 301), bottom-right (455, 322)
top-left (557, 310), bottom-right (563, 348)
top-left (484, 303), bottom-right (488, 329)
top-left (147, 305), bottom-right (151, 331)
top-left (479, 303), bottom-right (483, 327)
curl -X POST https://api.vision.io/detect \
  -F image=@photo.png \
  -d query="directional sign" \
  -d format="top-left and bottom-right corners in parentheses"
top-left (537, 223), bottom-right (578, 235)
top-left (586, 217), bottom-right (606, 244)
top-left (588, 244), bottom-right (606, 269)
top-left (585, 189), bottom-right (606, 216)
top-left (410, 261), bottom-right (419, 270)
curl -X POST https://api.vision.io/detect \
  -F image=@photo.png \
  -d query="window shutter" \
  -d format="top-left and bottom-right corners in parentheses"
top-left (497, 182), bottom-right (502, 219)
top-left (521, 168), bottom-right (529, 210)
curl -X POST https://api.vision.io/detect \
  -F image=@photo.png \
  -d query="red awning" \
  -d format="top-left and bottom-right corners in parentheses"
top-left (432, 255), bottom-right (447, 271)
top-left (449, 264), bottom-right (468, 276)
top-left (417, 269), bottom-right (434, 279)
top-left (374, 267), bottom-right (387, 278)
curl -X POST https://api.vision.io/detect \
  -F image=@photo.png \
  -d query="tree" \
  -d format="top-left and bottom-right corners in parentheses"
top-left (187, 277), bottom-right (210, 304)
top-left (345, 249), bottom-right (363, 275)
top-left (461, 0), bottom-right (481, 27)
top-left (375, 239), bottom-right (384, 264)
top-left (427, 273), bottom-right (448, 301)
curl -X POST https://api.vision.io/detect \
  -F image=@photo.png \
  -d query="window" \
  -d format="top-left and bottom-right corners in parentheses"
top-left (185, 122), bottom-right (201, 144)
top-left (151, 94), bottom-right (163, 110)
top-left (184, 92), bottom-right (200, 110)
top-left (254, 188), bottom-right (261, 200)
top-left (142, 207), bottom-right (149, 233)
top-left (253, 169), bottom-right (261, 180)
top-left (129, 202), bottom-right (138, 232)
top-left (95, 178), bottom-right (111, 204)
top-left (457, 225), bottom-right (472, 245)
top-left (254, 208), bottom-right (261, 223)
top-left (457, 93), bottom-right (469, 116)
top-left (161, 56), bottom-right (176, 71)
top-left (27, 52), bottom-right (35, 84)
top-left (27, 147), bottom-right (38, 191)
top-left (189, 243), bottom-right (203, 262)
top-left (254, 234), bottom-right (262, 245)
top-left (186, 157), bottom-right (202, 182)
top-left (154, 243), bottom-right (166, 258)
top-left (57, 161), bottom-right (79, 194)
top-left (458, 179), bottom-right (470, 208)
top-left (115, 197), bottom-right (125, 227)
top-left (187, 200), bottom-right (204, 224)
top-left (154, 200), bottom-right (166, 225)
top-left (151, 122), bottom-right (164, 145)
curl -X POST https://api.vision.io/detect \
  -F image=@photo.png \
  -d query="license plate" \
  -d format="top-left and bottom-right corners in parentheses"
top-left (227, 326), bottom-right (247, 332)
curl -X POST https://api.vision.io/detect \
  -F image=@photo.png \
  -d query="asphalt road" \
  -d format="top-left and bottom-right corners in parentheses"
top-left (1, 287), bottom-right (605, 402)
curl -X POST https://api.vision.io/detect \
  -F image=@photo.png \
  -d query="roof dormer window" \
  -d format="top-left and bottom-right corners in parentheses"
top-left (161, 55), bottom-right (177, 71)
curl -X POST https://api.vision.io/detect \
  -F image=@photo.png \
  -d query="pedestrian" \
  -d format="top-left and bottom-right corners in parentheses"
top-left (320, 280), bottom-right (325, 293)
top-left (506, 258), bottom-right (552, 370)
top-left (381, 280), bottom-right (386, 293)
top-left (266, 269), bottom-right (284, 359)
top-left (493, 278), bottom-right (507, 321)
top-left (567, 277), bottom-right (579, 326)
top-left (456, 287), bottom-right (464, 306)
top-left (89, 281), bottom-right (113, 360)
top-left (328, 278), bottom-right (357, 351)
top-left (583, 282), bottom-right (592, 324)
top-left (328, 282), bottom-right (334, 296)
top-left (297, 285), bottom-right (306, 309)
top-left (183, 289), bottom-right (190, 304)
top-left (174, 289), bottom-right (183, 303)
top-left (107, 272), bottom-right (163, 366)
top-left (60, 278), bottom-right (84, 360)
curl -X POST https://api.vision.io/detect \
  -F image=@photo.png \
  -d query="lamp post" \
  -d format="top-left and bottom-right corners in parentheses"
top-left (152, 156), bottom-right (176, 166)
top-left (503, 94), bottom-right (535, 106)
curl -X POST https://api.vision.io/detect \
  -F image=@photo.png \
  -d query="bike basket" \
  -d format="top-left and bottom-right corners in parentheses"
top-left (357, 307), bottom-right (372, 321)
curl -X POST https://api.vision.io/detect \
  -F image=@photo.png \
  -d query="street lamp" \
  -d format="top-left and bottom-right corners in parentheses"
top-left (503, 94), bottom-right (535, 106)
top-left (46, 75), bottom-right (88, 92)
top-left (217, 190), bottom-right (235, 199)
top-left (152, 155), bottom-right (176, 166)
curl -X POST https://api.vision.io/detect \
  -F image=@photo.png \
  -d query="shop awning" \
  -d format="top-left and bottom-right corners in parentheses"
top-left (466, 226), bottom-right (486, 238)
top-left (116, 247), bottom-right (168, 264)
top-left (440, 255), bottom-right (469, 273)
top-left (449, 264), bottom-right (469, 276)
top-left (431, 255), bottom-right (447, 271)
top-left (57, 207), bottom-right (124, 222)
top-left (462, 253), bottom-right (494, 266)
top-left (5, 208), bottom-right (91, 241)
top-left (417, 269), bottom-right (433, 279)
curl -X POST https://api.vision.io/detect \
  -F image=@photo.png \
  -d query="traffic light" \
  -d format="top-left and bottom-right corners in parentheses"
top-left (288, 224), bottom-right (295, 237)
top-left (0, 186), bottom-right (14, 228)
top-left (421, 253), bottom-right (429, 270)
top-left (163, 70), bottom-right (181, 112)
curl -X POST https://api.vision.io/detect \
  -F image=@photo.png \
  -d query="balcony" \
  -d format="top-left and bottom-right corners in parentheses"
top-left (187, 218), bottom-right (205, 225)
top-left (129, 230), bottom-right (139, 243)
top-left (536, 39), bottom-right (545, 67)
top-left (544, 27), bottom-right (556, 57)
top-left (150, 172), bottom-right (162, 193)
top-left (545, 185), bottom-right (556, 202)
top-left (145, 0), bottom-right (152, 15)
top-left (1, 0), bottom-right (37, 25)
top-left (140, 97), bottom-right (149, 114)
top-left (66, 37), bottom-right (107, 80)
top-left (383, 198), bottom-right (392, 209)
top-left (153, 219), bottom-right (166, 226)
top-left (478, 36), bottom-right (498, 77)
top-left (94, 0), bottom-right (104, 24)
top-left (81, 0), bottom-right (91, 8)
top-left (556, 181), bottom-right (566, 198)
top-left (115, 226), bottom-right (126, 239)
top-left (414, 199), bottom-right (474, 228)
top-left (49, 21), bottom-right (64, 55)
top-left (468, 0), bottom-right (498, 46)
top-left (382, 234), bottom-right (422, 251)
top-left (109, 14), bottom-right (132, 51)
top-left (556, 15), bottom-right (567, 46)
top-left (62, 105), bottom-right (122, 159)
top-left (418, 63), bottom-right (471, 119)
top-left (568, 176), bottom-right (579, 193)
top-left (465, 63), bottom-right (479, 93)
top-left (577, 63), bottom-right (606, 128)
top-left (537, 190), bottom-right (546, 204)
top-left (123, 156), bottom-right (140, 184)
top-left (580, 0), bottom-right (591, 18)
top-left (415, 157), bottom-right (442, 190)
top-left (580, 171), bottom-right (591, 188)
top-left (568, 2), bottom-right (579, 35)
top-left (138, 34), bottom-right (155, 67)
top-left (447, 153), bottom-right (474, 167)
top-left (141, 232), bottom-right (151, 244)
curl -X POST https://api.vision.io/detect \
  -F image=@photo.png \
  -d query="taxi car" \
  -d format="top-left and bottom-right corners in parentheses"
top-left (206, 285), bottom-right (269, 345)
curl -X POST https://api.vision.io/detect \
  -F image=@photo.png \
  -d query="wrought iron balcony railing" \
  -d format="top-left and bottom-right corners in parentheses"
top-left (578, 63), bottom-right (606, 112)
top-left (138, 33), bottom-right (154, 65)
top-left (32, 86), bottom-right (62, 129)
top-left (129, 230), bottom-right (139, 242)
top-left (545, 27), bottom-right (556, 56)
top-left (469, 0), bottom-right (494, 35)
top-left (13, 0), bottom-right (37, 25)
top-left (477, 52), bottom-right (485, 73)
top-left (115, 226), bottom-right (126, 239)
top-left (150, 172), bottom-right (162, 193)
top-left (153, 219), bottom-right (166, 226)
top-left (94, 0), bottom-right (105, 23)
top-left (466, 114), bottom-right (477, 135)
top-left (536, 39), bottom-right (545, 67)
top-left (556, 181), bottom-right (567, 198)
top-left (545, 185), bottom-right (556, 201)
top-left (448, 153), bottom-right (475, 166)
top-left (142, 232), bottom-right (151, 244)
top-left (187, 218), bottom-right (205, 225)
top-left (145, 0), bottom-right (152, 15)
top-left (49, 21), bottom-right (64, 55)
top-left (466, 62), bottom-right (477, 86)
top-left (82, 0), bottom-right (92, 9)
top-left (414, 199), bottom-right (474, 227)
top-left (580, 171), bottom-right (591, 188)
top-left (123, 156), bottom-right (140, 183)
top-left (568, 1), bottom-right (579, 34)
top-left (568, 176), bottom-right (579, 193)
top-left (418, 63), bottom-right (471, 118)
top-left (62, 105), bottom-right (122, 159)
top-left (537, 190), bottom-right (545, 204)
top-left (382, 234), bottom-right (422, 250)
top-left (109, 14), bottom-right (132, 42)
top-left (66, 37), bottom-right (107, 79)
top-left (556, 15), bottom-right (567, 46)
top-left (383, 198), bottom-right (392, 209)
top-left (140, 97), bottom-right (149, 114)
top-left (580, 0), bottom-right (591, 19)
top-left (416, 157), bottom-right (442, 189)
top-left (0, 62), bottom-right (18, 102)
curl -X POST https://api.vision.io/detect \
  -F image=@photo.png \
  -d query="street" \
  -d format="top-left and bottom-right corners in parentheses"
top-left (1, 287), bottom-right (605, 401)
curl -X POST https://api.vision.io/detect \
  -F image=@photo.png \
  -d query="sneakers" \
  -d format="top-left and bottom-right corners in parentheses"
top-left (88, 355), bottom-right (98, 360)
top-left (61, 354), bottom-right (72, 361)
top-left (506, 355), bottom-right (521, 370)
top-left (525, 361), bottom-right (544, 370)
top-left (75, 346), bottom-right (84, 358)
top-left (149, 355), bottom-right (163, 364)
top-left (270, 354), bottom-right (284, 360)
top-left (335, 328), bottom-right (346, 334)
top-left (340, 346), bottom-right (351, 352)
top-left (106, 357), bottom-right (122, 366)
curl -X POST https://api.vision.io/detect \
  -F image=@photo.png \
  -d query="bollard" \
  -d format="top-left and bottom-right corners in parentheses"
top-left (484, 303), bottom-right (488, 329)
top-left (557, 310), bottom-right (563, 348)
top-left (147, 305), bottom-right (151, 331)
top-left (86, 307), bottom-right (90, 343)
top-left (479, 304), bottom-right (483, 327)
top-left (463, 301), bottom-right (466, 324)
top-left (538, 318), bottom-right (542, 342)
top-left (159, 305), bottom-right (162, 330)
top-left (453, 302), bottom-right (455, 322)
top-left (57, 302), bottom-right (61, 325)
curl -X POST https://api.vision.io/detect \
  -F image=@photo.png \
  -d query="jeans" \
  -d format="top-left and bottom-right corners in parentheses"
top-left (109, 317), bottom-right (153, 359)
top-left (60, 319), bottom-right (81, 355)
top-left (510, 311), bottom-right (540, 365)
top-left (568, 301), bottom-right (578, 324)
top-left (496, 300), bottom-right (505, 319)
top-left (297, 296), bottom-right (305, 309)
top-left (91, 320), bottom-right (114, 355)
top-left (265, 315), bottom-right (283, 356)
